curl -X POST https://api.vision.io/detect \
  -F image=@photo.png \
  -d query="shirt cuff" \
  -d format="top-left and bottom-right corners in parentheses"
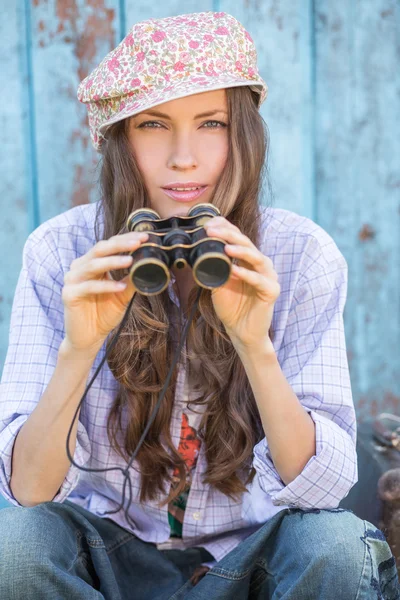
top-left (0, 415), bottom-right (91, 506)
top-left (252, 409), bottom-right (358, 509)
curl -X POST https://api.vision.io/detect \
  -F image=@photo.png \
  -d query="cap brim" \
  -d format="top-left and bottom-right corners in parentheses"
top-left (97, 75), bottom-right (268, 144)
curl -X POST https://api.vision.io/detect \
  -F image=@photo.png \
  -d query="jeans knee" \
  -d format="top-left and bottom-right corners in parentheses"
top-left (279, 510), bottom-right (366, 583)
top-left (283, 509), bottom-right (365, 558)
top-left (279, 508), bottom-right (400, 597)
top-left (0, 505), bottom-right (42, 555)
top-left (0, 502), bottom-right (78, 578)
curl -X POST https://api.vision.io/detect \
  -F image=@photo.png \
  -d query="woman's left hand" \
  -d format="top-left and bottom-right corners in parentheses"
top-left (203, 216), bottom-right (281, 353)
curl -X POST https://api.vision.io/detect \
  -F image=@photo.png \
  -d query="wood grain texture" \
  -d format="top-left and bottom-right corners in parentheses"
top-left (314, 0), bottom-right (400, 420)
top-left (220, 0), bottom-right (313, 216)
top-left (0, 0), bottom-right (398, 422)
top-left (30, 0), bottom-right (120, 224)
top-left (0, 3), bottom-right (31, 361)
top-left (124, 0), bottom-right (214, 25)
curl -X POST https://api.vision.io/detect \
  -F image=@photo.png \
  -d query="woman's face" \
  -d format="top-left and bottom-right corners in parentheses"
top-left (127, 89), bottom-right (229, 219)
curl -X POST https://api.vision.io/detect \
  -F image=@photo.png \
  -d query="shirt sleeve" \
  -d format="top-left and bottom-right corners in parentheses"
top-left (0, 228), bottom-right (91, 507)
top-left (252, 234), bottom-right (358, 509)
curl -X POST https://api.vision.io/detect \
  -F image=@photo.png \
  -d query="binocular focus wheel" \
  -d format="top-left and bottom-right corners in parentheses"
top-left (186, 203), bottom-right (220, 218)
top-left (194, 216), bottom-right (212, 227)
top-left (126, 208), bottom-right (160, 233)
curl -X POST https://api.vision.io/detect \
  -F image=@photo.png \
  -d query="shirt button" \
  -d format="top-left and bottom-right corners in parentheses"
top-left (192, 511), bottom-right (201, 520)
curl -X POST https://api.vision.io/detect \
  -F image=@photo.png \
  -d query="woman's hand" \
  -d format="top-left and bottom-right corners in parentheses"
top-left (203, 216), bottom-right (280, 353)
top-left (60, 231), bottom-right (149, 359)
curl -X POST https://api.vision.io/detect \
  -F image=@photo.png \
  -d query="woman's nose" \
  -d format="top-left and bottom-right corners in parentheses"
top-left (167, 132), bottom-right (198, 169)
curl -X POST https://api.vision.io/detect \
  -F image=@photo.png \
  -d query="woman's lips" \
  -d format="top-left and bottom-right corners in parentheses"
top-left (162, 186), bottom-right (208, 202)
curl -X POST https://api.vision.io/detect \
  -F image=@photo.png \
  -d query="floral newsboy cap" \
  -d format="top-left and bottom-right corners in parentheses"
top-left (77, 11), bottom-right (268, 152)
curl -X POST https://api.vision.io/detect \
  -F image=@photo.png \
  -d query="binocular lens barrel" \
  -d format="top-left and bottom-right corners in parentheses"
top-left (194, 254), bottom-right (231, 288)
top-left (131, 259), bottom-right (170, 295)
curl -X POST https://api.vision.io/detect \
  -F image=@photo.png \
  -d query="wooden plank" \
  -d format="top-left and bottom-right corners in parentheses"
top-left (0, 3), bottom-right (31, 368)
top-left (219, 0), bottom-right (315, 217)
top-left (30, 0), bottom-right (121, 224)
top-left (124, 0), bottom-right (214, 28)
top-left (314, 1), bottom-right (400, 419)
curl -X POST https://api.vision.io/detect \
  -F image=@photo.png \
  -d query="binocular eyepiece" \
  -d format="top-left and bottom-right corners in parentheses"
top-left (125, 203), bottom-right (232, 296)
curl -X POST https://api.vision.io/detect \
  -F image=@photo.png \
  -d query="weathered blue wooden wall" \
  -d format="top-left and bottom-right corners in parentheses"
top-left (1, 0), bottom-right (399, 422)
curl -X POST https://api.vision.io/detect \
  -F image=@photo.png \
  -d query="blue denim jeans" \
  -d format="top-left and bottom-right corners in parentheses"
top-left (0, 499), bottom-right (398, 599)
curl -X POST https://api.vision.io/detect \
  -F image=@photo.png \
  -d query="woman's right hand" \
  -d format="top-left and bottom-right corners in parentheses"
top-left (60, 231), bottom-right (149, 358)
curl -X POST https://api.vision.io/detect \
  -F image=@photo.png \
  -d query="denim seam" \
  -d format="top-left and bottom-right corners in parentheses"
top-left (60, 502), bottom-right (105, 549)
top-left (354, 520), bottom-right (370, 600)
top-left (105, 532), bottom-right (137, 555)
top-left (85, 537), bottom-right (106, 548)
top-left (73, 531), bottom-right (97, 574)
top-left (207, 567), bottom-right (251, 580)
top-left (74, 527), bottom-right (104, 549)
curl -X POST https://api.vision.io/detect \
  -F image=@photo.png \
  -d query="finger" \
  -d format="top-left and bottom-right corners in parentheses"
top-left (206, 226), bottom-right (252, 248)
top-left (205, 224), bottom-right (277, 275)
top-left (69, 233), bottom-right (148, 272)
top-left (230, 265), bottom-right (281, 300)
top-left (72, 232), bottom-right (148, 265)
top-left (92, 232), bottom-right (149, 258)
top-left (204, 216), bottom-right (240, 233)
top-left (62, 278), bottom-right (128, 303)
top-left (65, 254), bottom-right (134, 284)
top-left (225, 245), bottom-right (277, 278)
top-left (225, 245), bottom-right (265, 271)
top-left (204, 216), bottom-right (234, 229)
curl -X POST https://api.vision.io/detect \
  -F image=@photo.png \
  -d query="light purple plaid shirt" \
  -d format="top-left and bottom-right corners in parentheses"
top-left (0, 201), bottom-right (358, 565)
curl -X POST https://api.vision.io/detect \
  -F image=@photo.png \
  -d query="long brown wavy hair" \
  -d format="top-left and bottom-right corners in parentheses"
top-left (94, 86), bottom-right (274, 506)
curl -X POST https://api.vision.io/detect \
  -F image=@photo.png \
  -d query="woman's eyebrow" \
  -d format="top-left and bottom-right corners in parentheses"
top-left (137, 109), bottom-right (228, 120)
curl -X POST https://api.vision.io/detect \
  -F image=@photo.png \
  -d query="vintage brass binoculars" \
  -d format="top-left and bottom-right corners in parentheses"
top-left (125, 203), bottom-right (232, 295)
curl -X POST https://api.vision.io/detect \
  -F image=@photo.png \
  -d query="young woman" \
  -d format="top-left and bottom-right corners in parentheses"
top-left (0, 11), bottom-right (398, 600)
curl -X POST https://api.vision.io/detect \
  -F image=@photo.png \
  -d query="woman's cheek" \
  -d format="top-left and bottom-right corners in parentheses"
top-left (199, 136), bottom-right (229, 170)
top-left (135, 143), bottom-right (165, 177)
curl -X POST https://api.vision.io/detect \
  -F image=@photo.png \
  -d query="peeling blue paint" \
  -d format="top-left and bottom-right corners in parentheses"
top-left (0, 1), bottom-right (399, 421)
top-left (119, 0), bottom-right (126, 40)
top-left (23, 0), bottom-right (40, 232)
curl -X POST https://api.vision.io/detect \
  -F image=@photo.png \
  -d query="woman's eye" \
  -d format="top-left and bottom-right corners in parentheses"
top-left (138, 121), bottom-right (163, 128)
top-left (203, 120), bottom-right (227, 128)
top-left (138, 120), bottom-right (227, 129)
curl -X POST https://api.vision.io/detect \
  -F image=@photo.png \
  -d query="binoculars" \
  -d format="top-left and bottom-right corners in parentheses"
top-left (125, 203), bottom-right (232, 295)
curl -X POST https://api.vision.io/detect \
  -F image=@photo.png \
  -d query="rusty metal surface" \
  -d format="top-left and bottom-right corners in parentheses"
top-left (312, 0), bottom-right (400, 421)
